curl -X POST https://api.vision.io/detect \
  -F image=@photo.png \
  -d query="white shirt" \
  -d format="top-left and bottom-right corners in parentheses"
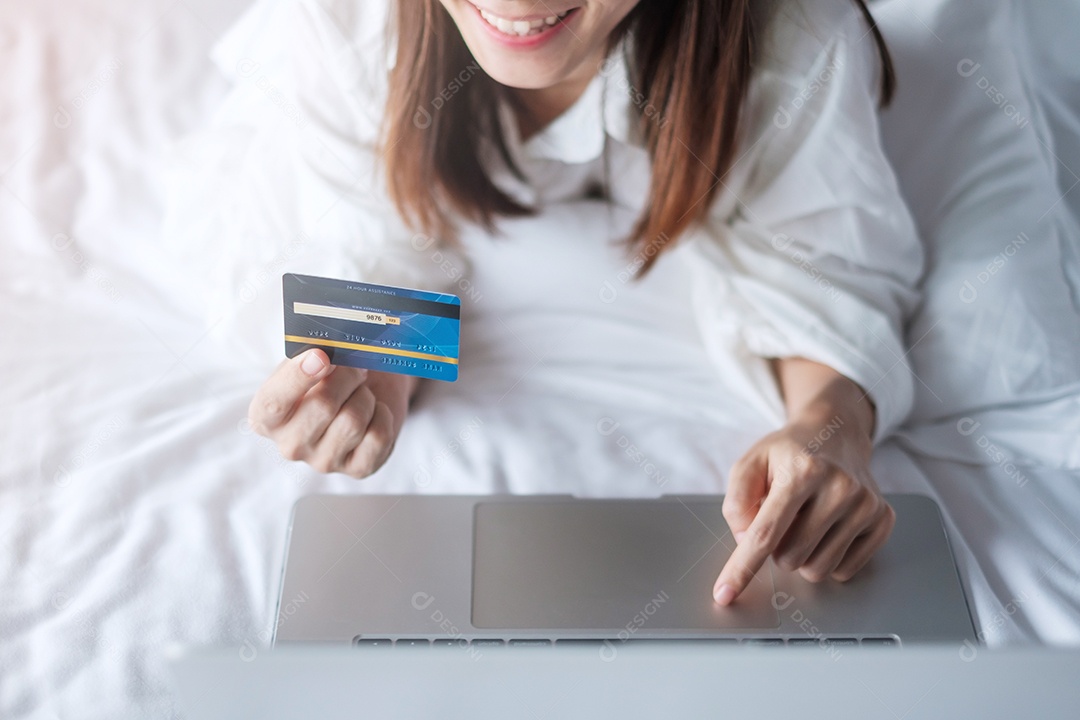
top-left (162, 0), bottom-right (922, 441)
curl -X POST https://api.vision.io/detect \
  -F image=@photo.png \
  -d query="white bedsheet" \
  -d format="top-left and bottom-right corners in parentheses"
top-left (2, 1), bottom-right (1079, 718)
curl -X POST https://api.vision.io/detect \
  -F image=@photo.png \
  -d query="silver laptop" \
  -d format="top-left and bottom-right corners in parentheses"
top-left (273, 493), bottom-right (976, 647)
top-left (169, 644), bottom-right (1080, 720)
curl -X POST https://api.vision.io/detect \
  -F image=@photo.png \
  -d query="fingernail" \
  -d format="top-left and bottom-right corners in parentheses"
top-left (301, 351), bottom-right (325, 376)
top-left (735, 531), bottom-right (746, 544)
top-left (714, 584), bottom-right (736, 606)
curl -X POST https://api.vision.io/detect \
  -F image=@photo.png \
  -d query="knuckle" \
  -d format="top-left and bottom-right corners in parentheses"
top-left (831, 471), bottom-right (858, 494)
top-left (787, 449), bottom-right (807, 470)
top-left (778, 461), bottom-right (817, 495)
top-left (857, 490), bottom-right (882, 518)
top-left (367, 425), bottom-right (392, 451)
top-left (832, 568), bottom-right (856, 583)
top-left (304, 393), bottom-right (338, 421)
top-left (337, 407), bottom-right (371, 439)
top-left (722, 504), bottom-right (746, 528)
top-left (367, 424), bottom-right (394, 458)
top-left (801, 550), bottom-right (841, 582)
top-left (796, 452), bottom-right (827, 477)
top-left (278, 440), bottom-right (306, 463)
top-left (348, 460), bottom-right (375, 480)
top-left (880, 503), bottom-right (897, 533)
top-left (359, 406), bottom-right (393, 448)
top-left (771, 466), bottom-right (796, 491)
top-left (748, 520), bottom-right (778, 549)
top-left (778, 541), bottom-right (810, 569)
top-left (380, 439), bottom-right (398, 466)
top-left (259, 397), bottom-right (288, 423)
top-left (826, 474), bottom-right (859, 505)
top-left (346, 448), bottom-right (377, 479)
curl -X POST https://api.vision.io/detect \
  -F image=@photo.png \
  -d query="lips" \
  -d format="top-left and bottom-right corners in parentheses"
top-left (472, 4), bottom-right (575, 38)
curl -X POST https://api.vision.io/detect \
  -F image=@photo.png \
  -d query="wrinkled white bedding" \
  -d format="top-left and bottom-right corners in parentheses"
top-left (1, 1), bottom-right (1078, 719)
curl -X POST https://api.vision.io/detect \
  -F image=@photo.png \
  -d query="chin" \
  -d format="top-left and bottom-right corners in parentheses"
top-left (466, 48), bottom-right (570, 90)
top-left (480, 65), bottom-right (566, 90)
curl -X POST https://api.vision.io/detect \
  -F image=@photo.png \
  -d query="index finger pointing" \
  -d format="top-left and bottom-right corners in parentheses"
top-left (713, 488), bottom-right (804, 605)
top-left (249, 349), bottom-right (338, 432)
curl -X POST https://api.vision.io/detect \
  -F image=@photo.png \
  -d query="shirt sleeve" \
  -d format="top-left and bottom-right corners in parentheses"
top-left (679, 0), bottom-right (924, 442)
top-left (161, 0), bottom-right (466, 367)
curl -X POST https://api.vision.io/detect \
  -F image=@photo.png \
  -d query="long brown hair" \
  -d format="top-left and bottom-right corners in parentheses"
top-left (383, 1), bottom-right (894, 275)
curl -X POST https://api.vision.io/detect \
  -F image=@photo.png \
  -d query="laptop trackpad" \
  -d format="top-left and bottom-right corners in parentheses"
top-left (472, 500), bottom-right (779, 631)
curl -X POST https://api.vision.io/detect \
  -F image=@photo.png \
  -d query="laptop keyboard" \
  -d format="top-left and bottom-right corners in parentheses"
top-left (354, 636), bottom-right (901, 648)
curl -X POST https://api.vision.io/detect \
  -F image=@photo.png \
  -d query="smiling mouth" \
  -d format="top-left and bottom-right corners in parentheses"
top-left (472, 4), bottom-right (576, 38)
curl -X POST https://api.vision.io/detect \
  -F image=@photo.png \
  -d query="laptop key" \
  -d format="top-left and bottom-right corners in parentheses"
top-left (787, 638), bottom-right (822, 647)
top-left (624, 638), bottom-right (740, 646)
top-left (470, 639), bottom-right (506, 648)
top-left (742, 638), bottom-right (785, 647)
top-left (354, 638), bottom-right (392, 648)
top-left (824, 638), bottom-right (860, 647)
top-left (861, 637), bottom-right (900, 647)
top-left (395, 639), bottom-right (430, 648)
top-left (508, 639), bottom-right (551, 647)
top-left (432, 639), bottom-right (464, 648)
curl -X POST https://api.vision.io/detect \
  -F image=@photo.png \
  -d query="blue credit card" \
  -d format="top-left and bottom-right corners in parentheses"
top-left (283, 273), bottom-right (460, 382)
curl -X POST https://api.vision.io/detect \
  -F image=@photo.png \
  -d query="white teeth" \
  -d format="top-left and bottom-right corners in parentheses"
top-left (477, 6), bottom-right (570, 37)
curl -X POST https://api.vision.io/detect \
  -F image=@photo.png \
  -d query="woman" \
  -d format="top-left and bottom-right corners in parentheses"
top-left (208, 0), bottom-right (922, 606)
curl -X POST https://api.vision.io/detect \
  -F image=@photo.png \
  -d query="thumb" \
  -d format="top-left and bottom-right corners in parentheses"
top-left (723, 451), bottom-right (768, 541)
top-left (250, 348), bottom-right (339, 432)
top-left (297, 347), bottom-right (334, 379)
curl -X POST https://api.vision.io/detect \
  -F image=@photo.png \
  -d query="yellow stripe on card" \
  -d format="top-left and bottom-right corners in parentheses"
top-left (284, 335), bottom-right (458, 365)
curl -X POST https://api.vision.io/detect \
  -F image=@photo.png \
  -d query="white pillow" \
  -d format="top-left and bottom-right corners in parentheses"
top-left (875, 0), bottom-right (1080, 423)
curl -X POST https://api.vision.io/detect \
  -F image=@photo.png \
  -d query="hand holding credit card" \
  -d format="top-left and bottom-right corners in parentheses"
top-left (283, 273), bottom-right (461, 382)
